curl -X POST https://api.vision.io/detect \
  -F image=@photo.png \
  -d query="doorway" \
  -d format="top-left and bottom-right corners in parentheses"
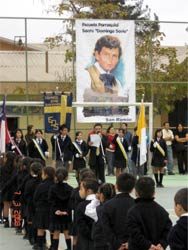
top-left (7, 117), bottom-right (18, 136)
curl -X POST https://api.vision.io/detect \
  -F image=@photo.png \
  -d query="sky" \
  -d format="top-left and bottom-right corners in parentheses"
top-left (0, 0), bottom-right (187, 45)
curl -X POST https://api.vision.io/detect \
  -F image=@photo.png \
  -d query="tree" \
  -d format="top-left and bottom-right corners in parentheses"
top-left (47, 0), bottom-right (159, 46)
top-left (136, 30), bottom-right (188, 114)
top-left (55, 0), bottom-right (159, 35)
top-left (56, 0), bottom-right (149, 19)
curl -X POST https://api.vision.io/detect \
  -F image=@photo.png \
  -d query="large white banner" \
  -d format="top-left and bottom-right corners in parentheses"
top-left (76, 19), bottom-right (135, 123)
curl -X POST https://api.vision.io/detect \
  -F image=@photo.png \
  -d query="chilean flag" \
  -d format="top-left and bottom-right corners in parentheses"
top-left (0, 97), bottom-right (11, 153)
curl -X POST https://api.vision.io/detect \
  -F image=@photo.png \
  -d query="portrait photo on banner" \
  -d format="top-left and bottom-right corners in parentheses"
top-left (76, 19), bottom-right (136, 123)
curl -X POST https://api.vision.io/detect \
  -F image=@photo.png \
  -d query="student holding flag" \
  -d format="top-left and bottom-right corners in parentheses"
top-left (150, 129), bottom-right (167, 187)
top-left (131, 127), bottom-right (140, 177)
top-left (113, 128), bottom-right (129, 178)
top-left (72, 131), bottom-right (88, 182)
top-left (28, 129), bottom-right (49, 165)
top-left (8, 129), bottom-right (27, 156)
top-left (131, 102), bottom-right (147, 178)
top-left (87, 123), bottom-right (107, 183)
top-left (51, 124), bottom-right (73, 170)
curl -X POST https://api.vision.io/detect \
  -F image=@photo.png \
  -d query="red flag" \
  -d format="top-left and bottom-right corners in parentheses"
top-left (0, 97), bottom-right (11, 153)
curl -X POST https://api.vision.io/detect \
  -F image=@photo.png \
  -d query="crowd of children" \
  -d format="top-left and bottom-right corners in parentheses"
top-left (0, 150), bottom-right (187, 250)
top-left (0, 122), bottom-right (187, 250)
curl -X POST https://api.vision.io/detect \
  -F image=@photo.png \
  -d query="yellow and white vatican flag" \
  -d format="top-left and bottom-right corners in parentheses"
top-left (137, 103), bottom-right (147, 165)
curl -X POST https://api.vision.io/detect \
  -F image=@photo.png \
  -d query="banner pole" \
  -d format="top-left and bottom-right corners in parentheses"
top-left (148, 102), bottom-right (153, 175)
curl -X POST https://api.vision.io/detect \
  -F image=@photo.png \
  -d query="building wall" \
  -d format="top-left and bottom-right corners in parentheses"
top-left (0, 39), bottom-right (35, 51)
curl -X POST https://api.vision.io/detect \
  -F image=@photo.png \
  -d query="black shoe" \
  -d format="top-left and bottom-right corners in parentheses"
top-left (32, 243), bottom-right (38, 249)
top-left (36, 247), bottom-right (46, 250)
top-left (168, 172), bottom-right (175, 175)
top-left (4, 221), bottom-right (9, 228)
top-left (156, 183), bottom-right (160, 187)
top-left (159, 183), bottom-right (164, 188)
top-left (29, 237), bottom-right (35, 245)
top-left (16, 228), bottom-right (22, 234)
top-left (23, 234), bottom-right (29, 240)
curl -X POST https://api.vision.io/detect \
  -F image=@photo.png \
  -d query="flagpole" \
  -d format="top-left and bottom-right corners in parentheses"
top-left (136, 94), bottom-right (144, 173)
top-left (141, 93), bottom-right (149, 176)
top-left (0, 95), bottom-right (12, 154)
top-left (141, 93), bottom-right (144, 103)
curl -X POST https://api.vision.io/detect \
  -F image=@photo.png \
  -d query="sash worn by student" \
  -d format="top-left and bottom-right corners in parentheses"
top-left (32, 139), bottom-right (46, 161)
top-left (28, 138), bottom-right (48, 162)
top-left (113, 135), bottom-right (129, 170)
top-left (116, 137), bottom-right (128, 161)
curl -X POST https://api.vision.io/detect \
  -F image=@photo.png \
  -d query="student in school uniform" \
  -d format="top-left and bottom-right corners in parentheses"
top-left (70, 168), bottom-right (96, 250)
top-left (102, 173), bottom-right (136, 250)
top-left (72, 131), bottom-right (88, 182)
top-left (105, 125), bottom-right (116, 176)
top-left (168, 188), bottom-right (188, 250)
top-left (85, 183), bottom-right (116, 250)
top-left (150, 129), bottom-right (167, 187)
top-left (25, 124), bottom-right (35, 145)
top-left (33, 166), bottom-right (55, 250)
top-left (1, 156), bottom-right (31, 232)
top-left (18, 157), bottom-right (43, 241)
top-left (131, 127), bottom-right (139, 176)
top-left (1, 155), bottom-right (22, 229)
top-left (8, 129), bottom-right (27, 156)
top-left (0, 152), bottom-right (17, 227)
top-left (126, 177), bottom-right (172, 250)
top-left (2, 156), bottom-right (24, 196)
top-left (51, 124), bottom-right (73, 170)
top-left (113, 128), bottom-right (129, 178)
top-left (16, 157), bottom-right (34, 239)
top-left (13, 157), bottom-right (33, 239)
top-left (0, 153), bottom-right (4, 224)
top-left (24, 162), bottom-right (42, 246)
top-left (28, 129), bottom-right (49, 164)
top-left (87, 123), bottom-right (107, 183)
top-left (120, 123), bottom-right (133, 171)
top-left (48, 167), bottom-right (73, 250)
top-left (76, 178), bottom-right (99, 250)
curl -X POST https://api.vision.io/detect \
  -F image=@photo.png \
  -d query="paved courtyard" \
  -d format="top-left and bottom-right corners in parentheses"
top-left (0, 173), bottom-right (187, 250)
